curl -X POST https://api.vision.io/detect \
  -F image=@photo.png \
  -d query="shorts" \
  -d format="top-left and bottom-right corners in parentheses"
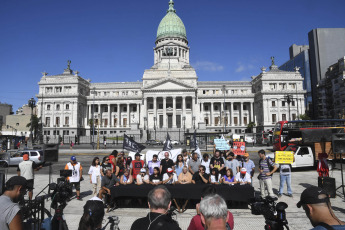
top-left (26, 179), bottom-right (34, 191)
top-left (70, 182), bottom-right (81, 191)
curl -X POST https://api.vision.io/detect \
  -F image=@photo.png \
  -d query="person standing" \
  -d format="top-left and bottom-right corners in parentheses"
top-left (225, 152), bottom-right (240, 175)
top-left (131, 153), bottom-right (145, 180)
top-left (278, 163), bottom-right (293, 197)
top-left (103, 139), bottom-right (107, 149)
top-left (70, 141), bottom-right (73, 150)
top-left (200, 153), bottom-right (211, 174)
top-left (130, 186), bottom-right (181, 230)
top-left (17, 153), bottom-right (42, 200)
top-left (0, 176), bottom-right (27, 230)
top-left (88, 157), bottom-right (101, 197)
top-left (210, 150), bottom-right (225, 175)
top-left (160, 151), bottom-right (174, 175)
top-left (108, 150), bottom-right (118, 172)
top-left (147, 154), bottom-right (161, 175)
top-left (65, 156), bottom-right (83, 200)
top-left (258, 149), bottom-right (278, 198)
top-left (189, 152), bottom-right (201, 175)
top-left (100, 156), bottom-right (113, 178)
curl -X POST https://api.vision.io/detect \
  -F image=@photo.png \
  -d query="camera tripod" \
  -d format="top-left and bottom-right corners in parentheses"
top-left (51, 205), bottom-right (69, 230)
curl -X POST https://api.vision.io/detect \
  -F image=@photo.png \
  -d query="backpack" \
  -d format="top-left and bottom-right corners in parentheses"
top-left (259, 157), bottom-right (275, 176)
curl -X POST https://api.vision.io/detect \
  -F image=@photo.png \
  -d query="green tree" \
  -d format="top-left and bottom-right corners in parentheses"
top-left (27, 115), bottom-right (39, 140)
top-left (247, 121), bottom-right (256, 132)
top-left (298, 113), bottom-right (310, 120)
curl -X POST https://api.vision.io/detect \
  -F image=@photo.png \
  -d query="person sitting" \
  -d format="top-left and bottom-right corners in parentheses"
top-left (178, 166), bottom-right (193, 184)
top-left (175, 154), bottom-right (185, 177)
top-left (98, 169), bottom-right (119, 211)
top-left (120, 168), bottom-right (133, 185)
top-left (162, 168), bottom-right (178, 185)
top-left (187, 186), bottom-right (234, 230)
top-left (78, 197), bottom-right (105, 230)
top-left (149, 167), bottom-right (162, 185)
top-left (235, 168), bottom-right (251, 185)
top-left (136, 168), bottom-right (150, 185)
top-left (209, 168), bottom-right (221, 185)
top-left (222, 169), bottom-right (236, 185)
top-left (192, 165), bottom-right (209, 184)
top-left (130, 186), bottom-right (181, 230)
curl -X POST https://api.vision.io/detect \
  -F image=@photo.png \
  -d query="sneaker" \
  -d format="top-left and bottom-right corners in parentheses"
top-left (77, 196), bottom-right (83, 201)
top-left (287, 194), bottom-right (293, 197)
top-left (277, 193), bottom-right (282, 198)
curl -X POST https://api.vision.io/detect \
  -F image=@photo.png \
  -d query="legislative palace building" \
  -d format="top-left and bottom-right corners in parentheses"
top-left (37, 0), bottom-right (306, 142)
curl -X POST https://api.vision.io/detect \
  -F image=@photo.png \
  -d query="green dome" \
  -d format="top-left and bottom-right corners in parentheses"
top-left (156, 0), bottom-right (187, 40)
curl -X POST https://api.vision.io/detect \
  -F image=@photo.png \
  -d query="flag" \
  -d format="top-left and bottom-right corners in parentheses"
top-left (163, 132), bottom-right (173, 151)
top-left (123, 134), bottom-right (146, 153)
top-left (193, 130), bottom-right (202, 159)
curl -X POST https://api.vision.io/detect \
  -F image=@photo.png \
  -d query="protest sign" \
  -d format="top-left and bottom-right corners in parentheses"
top-left (233, 141), bottom-right (245, 155)
top-left (275, 151), bottom-right (294, 164)
top-left (214, 139), bottom-right (230, 151)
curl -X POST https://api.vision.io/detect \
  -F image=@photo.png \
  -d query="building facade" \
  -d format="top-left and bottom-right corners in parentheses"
top-left (316, 57), bottom-right (345, 119)
top-left (36, 0), bottom-right (306, 142)
top-left (0, 103), bottom-right (13, 130)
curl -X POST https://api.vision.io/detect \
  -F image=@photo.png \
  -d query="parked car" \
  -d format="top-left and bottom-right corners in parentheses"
top-left (0, 150), bottom-right (44, 167)
top-left (145, 140), bottom-right (162, 146)
top-left (163, 140), bottom-right (181, 145)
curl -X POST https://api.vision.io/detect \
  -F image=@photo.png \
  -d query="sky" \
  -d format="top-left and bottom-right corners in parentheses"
top-left (0, 0), bottom-right (344, 111)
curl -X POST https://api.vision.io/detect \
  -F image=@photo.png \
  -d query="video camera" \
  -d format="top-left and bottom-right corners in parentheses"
top-left (249, 196), bottom-right (289, 230)
top-left (49, 170), bottom-right (73, 210)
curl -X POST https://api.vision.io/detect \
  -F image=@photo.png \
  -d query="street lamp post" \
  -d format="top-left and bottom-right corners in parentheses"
top-left (153, 116), bottom-right (157, 140)
top-left (28, 97), bottom-right (36, 147)
top-left (182, 116), bottom-right (186, 145)
top-left (97, 113), bottom-right (100, 150)
top-left (284, 94), bottom-right (293, 121)
top-left (92, 87), bottom-right (96, 149)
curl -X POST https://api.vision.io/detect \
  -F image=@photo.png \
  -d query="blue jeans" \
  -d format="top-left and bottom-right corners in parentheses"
top-left (279, 174), bottom-right (292, 195)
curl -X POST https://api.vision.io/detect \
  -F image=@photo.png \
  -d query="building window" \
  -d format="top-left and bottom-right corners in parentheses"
top-left (282, 101), bottom-right (286, 107)
top-left (66, 104), bottom-right (69, 110)
top-left (123, 118), bottom-right (127, 127)
top-left (104, 106), bottom-right (108, 112)
top-left (234, 105), bottom-right (238, 110)
top-left (234, 117), bottom-right (238, 125)
top-left (243, 104), bottom-right (247, 110)
top-left (149, 104), bottom-right (153, 109)
top-left (65, 117), bottom-right (69, 125)
top-left (203, 90), bottom-right (206, 94)
top-left (16, 123), bottom-right (19, 126)
top-left (176, 103), bottom-right (181, 109)
top-left (205, 105), bottom-right (209, 111)
top-left (244, 117), bottom-right (248, 125)
top-left (55, 87), bottom-right (62, 93)
top-left (56, 117), bottom-right (60, 126)
top-left (292, 114), bottom-right (297, 120)
top-left (46, 117), bottom-right (50, 127)
top-left (114, 106), bottom-right (118, 112)
top-left (56, 104), bottom-right (60, 110)
top-left (47, 105), bottom-right (50, 110)
top-left (272, 101), bottom-right (276, 107)
top-left (133, 106), bottom-right (137, 112)
top-left (114, 118), bottom-right (117, 127)
top-left (95, 107), bottom-right (98, 112)
top-left (159, 104), bottom-right (163, 109)
top-left (186, 103), bottom-right (191, 109)
top-left (282, 114), bottom-right (286, 121)
top-left (214, 105), bottom-right (218, 111)
top-left (272, 114), bottom-right (277, 123)
top-left (292, 101), bottom-right (295, 106)
top-left (123, 106), bottom-right (127, 112)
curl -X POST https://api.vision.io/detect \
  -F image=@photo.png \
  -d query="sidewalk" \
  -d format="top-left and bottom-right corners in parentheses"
top-left (8, 168), bottom-right (345, 230)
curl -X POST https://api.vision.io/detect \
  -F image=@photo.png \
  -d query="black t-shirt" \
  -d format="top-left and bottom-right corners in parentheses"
top-left (192, 172), bottom-right (210, 184)
top-left (130, 212), bottom-right (181, 230)
top-left (101, 163), bottom-right (112, 175)
top-left (210, 157), bottom-right (225, 171)
top-left (160, 159), bottom-right (174, 174)
top-left (149, 174), bottom-right (162, 182)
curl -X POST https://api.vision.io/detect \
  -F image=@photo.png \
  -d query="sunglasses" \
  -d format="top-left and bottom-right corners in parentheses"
top-left (105, 159), bottom-right (109, 161)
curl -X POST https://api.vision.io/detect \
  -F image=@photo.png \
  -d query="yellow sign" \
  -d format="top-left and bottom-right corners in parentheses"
top-left (275, 151), bottom-right (294, 164)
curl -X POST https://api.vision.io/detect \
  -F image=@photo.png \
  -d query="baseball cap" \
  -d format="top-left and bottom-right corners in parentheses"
top-left (167, 168), bottom-right (174, 173)
top-left (240, 168), bottom-right (247, 174)
top-left (140, 168), bottom-right (146, 173)
top-left (5, 176), bottom-right (27, 189)
top-left (153, 154), bottom-right (158, 158)
top-left (135, 153), bottom-right (142, 157)
top-left (244, 153), bottom-right (249, 157)
top-left (71, 156), bottom-right (76, 161)
top-left (297, 186), bottom-right (329, 208)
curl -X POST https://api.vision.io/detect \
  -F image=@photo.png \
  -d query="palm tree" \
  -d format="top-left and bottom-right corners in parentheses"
top-left (27, 115), bottom-right (39, 140)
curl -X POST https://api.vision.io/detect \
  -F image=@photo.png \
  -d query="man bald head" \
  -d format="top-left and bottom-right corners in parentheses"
top-left (147, 185), bottom-right (171, 213)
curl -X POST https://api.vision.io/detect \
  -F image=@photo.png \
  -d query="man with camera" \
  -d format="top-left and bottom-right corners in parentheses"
top-left (0, 176), bottom-right (27, 230)
top-left (17, 152), bottom-right (42, 200)
top-left (297, 186), bottom-right (345, 230)
top-left (64, 156), bottom-right (83, 200)
top-left (258, 150), bottom-right (278, 198)
top-left (130, 185), bottom-right (181, 230)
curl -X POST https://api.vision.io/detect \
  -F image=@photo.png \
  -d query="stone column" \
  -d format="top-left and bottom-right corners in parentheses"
top-left (250, 102), bottom-right (254, 122)
top-left (173, 96), bottom-right (176, 128)
top-left (88, 105), bottom-right (91, 127)
top-left (240, 102), bottom-right (244, 126)
top-left (140, 98), bottom-right (146, 128)
top-left (182, 96), bottom-right (186, 119)
top-left (201, 102), bottom-right (204, 124)
top-left (277, 99), bottom-right (281, 122)
top-left (153, 97), bottom-right (157, 126)
top-left (117, 103), bottom-right (120, 128)
top-left (108, 104), bottom-right (111, 127)
top-left (266, 99), bottom-right (270, 124)
top-left (127, 103), bottom-right (130, 127)
top-left (229, 102), bottom-right (233, 126)
top-left (163, 97), bottom-right (167, 128)
top-left (211, 102), bottom-right (214, 126)
top-left (221, 101), bottom-right (224, 126)
top-left (192, 97), bottom-right (195, 128)
top-left (137, 103), bottom-right (140, 124)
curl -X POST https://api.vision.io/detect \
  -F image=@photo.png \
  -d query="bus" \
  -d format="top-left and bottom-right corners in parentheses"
top-left (273, 119), bottom-right (345, 151)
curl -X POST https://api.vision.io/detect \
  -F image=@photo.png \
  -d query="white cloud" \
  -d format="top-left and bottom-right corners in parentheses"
top-left (193, 61), bottom-right (224, 71)
top-left (235, 62), bottom-right (254, 73)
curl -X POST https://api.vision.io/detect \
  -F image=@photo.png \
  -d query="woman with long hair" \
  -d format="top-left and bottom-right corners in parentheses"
top-left (100, 156), bottom-right (112, 178)
top-left (116, 155), bottom-right (125, 178)
top-left (120, 168), bottom-right (133, 185)
top-left (175, 154), bottom-right (184, 177)
top-left (222, 168), bottom-right (236, 185)
top-left (78, 197), bottom-right (104, 230)
top-left (209, 168), bottom-right (221, 185)
top-left (88, 157), bottom-right (101, 197)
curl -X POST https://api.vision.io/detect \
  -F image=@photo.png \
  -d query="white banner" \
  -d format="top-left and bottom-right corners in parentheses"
top-left (145, 149), bottom-right (182, 164)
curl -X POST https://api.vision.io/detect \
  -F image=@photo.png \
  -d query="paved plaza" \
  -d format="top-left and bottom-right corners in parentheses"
top-left (3, 147), bottom-right (345, 229)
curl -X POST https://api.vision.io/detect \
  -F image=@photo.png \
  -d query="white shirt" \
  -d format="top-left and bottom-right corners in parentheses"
top-left (210, 174), bottom-right (221, 183)
top-left (88, 165), bottom-right (101, 184)
top-left (66, 162), bottom-right (81, 183)
top-left (201, 159), bottom-right (211, 174)
top-left (235, 172), bottom-right (251, 183)
top-left (162, 173), bottom-right (178, 184)
top-left (136, 174), bottom-right (149, 184)
top-left (18, 161), bottom-right (34, 180)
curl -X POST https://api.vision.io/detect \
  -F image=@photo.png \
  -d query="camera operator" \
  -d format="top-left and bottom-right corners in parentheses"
top-left (17, 152), bottom-right (42, 200)
top-left (0, 176), bottom-right (27, 230)
top-left (64, 156), bottom-right (83, 200)
top-left (78, 197), bottom-right (105, 230)
top-left (297, 186), bottom-right (345, 230)
top-left (130, 185), bottom-right (181, 230)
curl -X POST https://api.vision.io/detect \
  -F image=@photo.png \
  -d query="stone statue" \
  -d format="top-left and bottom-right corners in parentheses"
top-left (270, 56), bottom-right (275, 66)
top-left (67, 60), bottom-right (71, 70)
